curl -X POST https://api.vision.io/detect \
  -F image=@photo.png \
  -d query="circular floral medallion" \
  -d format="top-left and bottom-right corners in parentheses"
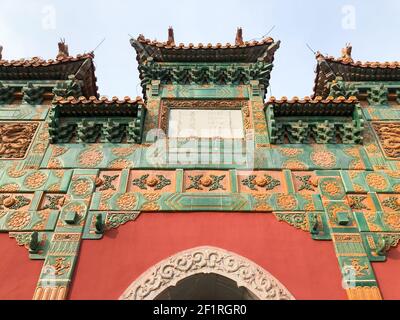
top-left (24, 171), bottom-right (48, 189)
top-left (349, 160), bottom-right (364, 170)
top-left (366, 173), bottom-right (388, 191)
top-left (383, 213), bottom-right (400, 230)
top-left (366, 144), bottom-right (378, 154)
top-left (276, 195), bottom-right (298, 211)
top-left (6, 211), bottom-right (32, 230)
top-left (141, 202), bottom-right (160, 211)
top-left (116, 193), bottom-right (137, 210)
top-left (7, 165), bottom-right (27, 178)
top-left (310, 150), bottom-right (336, 169)
top-left (52, 146), bottom-right (68, 157)
top-left (0, 184), bottom-right (20, 192)
top-left (320, 179), bottom-right (344, 199)
top-left (282, 160), bottom-right (308, 170)
top-left (279, 148), bottom-right (303, 157)
top-left (77, 148), bottom-right (104, 168)
top-left (32, 143), bottom-right (46, 154)
top-left (387, 171), bottom-right (400, 179)
top-left (111, 146), bottom-right (137, 157)
top-left (71, 179), bottom-right (92, 197)
top-left (108, 159), bottom-right (133, 169)
top-left (48, 158), bottom-right (62, 169)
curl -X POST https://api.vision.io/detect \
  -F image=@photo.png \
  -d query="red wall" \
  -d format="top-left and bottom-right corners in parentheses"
top-left (373, 246), bottom-right (400, 300)
top-left (69, 213), bottom-right (347, 300)
top-left (0, 234), bottom-right (43, 300)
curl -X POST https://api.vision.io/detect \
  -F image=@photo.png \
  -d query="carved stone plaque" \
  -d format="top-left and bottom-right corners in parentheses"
top-left (168, 109), bottom-right (244, 138)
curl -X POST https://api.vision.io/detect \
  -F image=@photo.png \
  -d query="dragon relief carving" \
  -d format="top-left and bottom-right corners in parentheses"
top-left (372, 122), bottom-right (400, 159)
top-left (0, 122), bottom-right (39, 159)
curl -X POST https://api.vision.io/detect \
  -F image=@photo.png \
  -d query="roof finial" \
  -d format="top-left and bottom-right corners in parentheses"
top-left (0, 45), bottom-right (3, 60)
top-left (235, 27), bottom-right (244, 46)
top-left (341, 43), bottom-right (353, 63)
top-left (167, 26), bottom-right (175, 46)
top-left (57, 38), bottom-right (69, 59)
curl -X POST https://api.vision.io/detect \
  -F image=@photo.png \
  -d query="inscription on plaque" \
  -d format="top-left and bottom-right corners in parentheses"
top-left (168, 109), bottom-right (244, 139)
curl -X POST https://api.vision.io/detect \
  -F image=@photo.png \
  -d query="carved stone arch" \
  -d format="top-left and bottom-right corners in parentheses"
top-left (120, 246), bottom-right (295, 300)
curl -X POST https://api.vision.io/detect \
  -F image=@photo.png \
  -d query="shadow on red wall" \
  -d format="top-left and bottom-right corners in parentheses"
top-left (0, 234), bottom-right (43, 300)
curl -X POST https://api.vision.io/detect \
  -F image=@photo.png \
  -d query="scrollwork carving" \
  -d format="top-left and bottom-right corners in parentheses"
top-left (120, 246), bottom-right (294, 300)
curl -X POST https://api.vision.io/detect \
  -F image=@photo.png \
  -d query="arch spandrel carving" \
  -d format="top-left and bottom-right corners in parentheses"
top-left (119, 246), bottom-right (295, 300)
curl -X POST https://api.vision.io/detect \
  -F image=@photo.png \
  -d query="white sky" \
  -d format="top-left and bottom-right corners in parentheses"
top-left (0, 0), bottom-right (399, 98)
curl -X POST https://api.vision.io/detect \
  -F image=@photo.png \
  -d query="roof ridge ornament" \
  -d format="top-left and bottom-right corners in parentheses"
top-left (235, 27), bottom-right (244, 46)
top-left (167, 26), bottom-right (175, 46)
top-left (57, 38), bottom-right (69, 59)
top-left (340, 43), bottom-right (353, 63)
top-left (0, 45), bottom-right (3, 60)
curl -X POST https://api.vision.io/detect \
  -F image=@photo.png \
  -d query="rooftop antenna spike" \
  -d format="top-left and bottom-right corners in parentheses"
top-left (249, 25), bottom-right (276, 42)
top-left (306, 43), bottom-right (337, 79)
top-left (91, 37), bottom-right (106, 54)
top-left (263, 25), bottom-right (276, 38)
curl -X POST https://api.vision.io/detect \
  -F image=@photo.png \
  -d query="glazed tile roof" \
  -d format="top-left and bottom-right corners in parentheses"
top-left (266, 96), bottom-right (358, 116)
top-left (131, 31), bottom-right (280, 63)
top-left (0, 53), bottom-right (98, 97)
top-left (54, 96), bottom-right (144, 105)
top-left (313, 51), bottom-right (400, 98)
top-left (52, 96), bottom-right (145, 116)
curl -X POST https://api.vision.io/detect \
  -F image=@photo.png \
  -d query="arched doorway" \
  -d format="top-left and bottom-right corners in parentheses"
top-left (155, 273), bottom-right (258, 300)
top-left (120, 246), bottom-right (294, 300)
